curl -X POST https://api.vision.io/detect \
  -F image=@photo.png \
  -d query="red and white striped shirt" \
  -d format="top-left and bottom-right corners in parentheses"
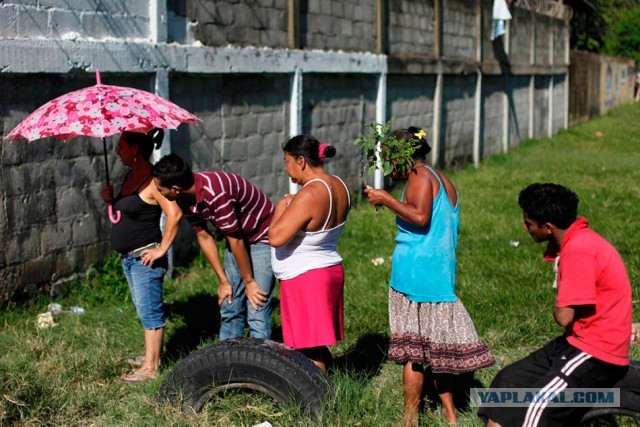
top-left (179, 172), bottom-right (273, 244)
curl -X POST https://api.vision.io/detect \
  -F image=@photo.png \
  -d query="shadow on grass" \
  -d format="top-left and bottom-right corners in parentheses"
top-left (422, 367), bottom-right (485, 413)
top-left (164, 293), bottom-right (220, 363)
top-left (333, 333), bottom-right (484, 412)
top-left (333, 333), bottom-right (389, 377)
top-left (163, 294), bottom-right (284, 364)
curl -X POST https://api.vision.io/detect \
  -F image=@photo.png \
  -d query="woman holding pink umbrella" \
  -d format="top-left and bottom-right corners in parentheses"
top-left (101, 128), bottom-right (182, 382)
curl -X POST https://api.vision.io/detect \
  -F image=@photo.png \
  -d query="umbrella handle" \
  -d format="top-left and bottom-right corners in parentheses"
top-left (108, 204), bottom-right (122, 224)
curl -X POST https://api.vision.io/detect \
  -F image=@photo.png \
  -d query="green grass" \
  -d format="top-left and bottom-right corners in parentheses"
top-left (2, 103), bottom-right (640, 426)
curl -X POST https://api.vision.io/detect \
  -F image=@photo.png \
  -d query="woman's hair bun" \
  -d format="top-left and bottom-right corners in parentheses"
top-left (323, 145), bottom-right (336, 159)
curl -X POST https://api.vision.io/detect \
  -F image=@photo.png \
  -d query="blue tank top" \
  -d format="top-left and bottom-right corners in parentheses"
top-left (389, 166), bottom-right (459, 302)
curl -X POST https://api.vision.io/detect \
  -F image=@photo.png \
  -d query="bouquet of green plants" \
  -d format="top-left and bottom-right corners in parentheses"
top-left (354, 120), bottom-right (422, 185)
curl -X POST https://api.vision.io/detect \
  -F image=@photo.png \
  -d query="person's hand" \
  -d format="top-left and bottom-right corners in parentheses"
top-left (217, 279), bottom-right (233, 306)
top-left (101, 184), bottom-right (114, 203)
top-left (140, 246), bottom-right (166, 266)
top-left (245, 279), bottom-right (268, 311)
top-left (364, 187), bottom-right (388, 207)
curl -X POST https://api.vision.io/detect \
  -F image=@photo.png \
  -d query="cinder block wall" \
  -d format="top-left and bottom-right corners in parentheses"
top-left (187, 0), bottom-right (288, 48)
top-left (387, 0), bottom-right (435, 56)
top-left (481, 76), bottom-right (505, 158)
top-left (0, 0), bottom-right (150, 40)
top-left (302, 0), bottom-right (376, 52)
top-left (441, 0), bottom-right (477, 60)
top-left (440, 75), bottom-right (477, 165)
top-left (0, 0), bottom-right (579, 301)
top-left (509, 76), bottom-right (532, 145)
top-left (302, 74), bottom-right (378, 190)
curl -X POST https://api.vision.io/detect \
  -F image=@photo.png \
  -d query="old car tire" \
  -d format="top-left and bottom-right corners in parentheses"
top-left (157, 338), bottom-right (331, 419)
top-left (581, 361), bottom-right (640, 425)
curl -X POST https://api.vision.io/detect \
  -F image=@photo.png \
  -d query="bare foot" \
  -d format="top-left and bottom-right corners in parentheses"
top-left (442, 406), bottom-right (458, 425)
top-left (120, 367), bottom-right (157, 383)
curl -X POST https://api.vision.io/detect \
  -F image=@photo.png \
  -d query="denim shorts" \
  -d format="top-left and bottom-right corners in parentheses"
top-left (121, 255), bottom-right (167, 330)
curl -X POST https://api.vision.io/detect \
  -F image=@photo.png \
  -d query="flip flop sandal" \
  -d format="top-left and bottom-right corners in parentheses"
top-left (121, 370), bottom-right (157, 383)
top-left (127, 356), bottom-right (145, 367)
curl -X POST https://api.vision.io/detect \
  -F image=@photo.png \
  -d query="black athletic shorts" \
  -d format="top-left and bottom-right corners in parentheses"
top-left (477, 336), bottom-right (627, 427)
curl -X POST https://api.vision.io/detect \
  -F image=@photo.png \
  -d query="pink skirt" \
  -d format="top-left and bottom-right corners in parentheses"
top-left (280, 264), bottom-right (345, 349)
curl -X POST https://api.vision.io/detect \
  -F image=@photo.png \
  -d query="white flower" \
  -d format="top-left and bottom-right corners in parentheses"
top-left (132, 107), bottom-right (150, 118)
top-left (69, 122), bottom-right (84, 133)
top-left (105, 102), bottom-right (121, 112)
top-left (51, 114), bottom-right (68, 125)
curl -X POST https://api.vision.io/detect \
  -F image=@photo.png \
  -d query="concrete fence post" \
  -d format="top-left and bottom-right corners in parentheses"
top-left (473, 0), bottom-right (482, 166)
top-left (374, 72), bottom-right (386, 189)
top-left (149, 0), bottom-right (167, 43)
top-left (288, 67), bottom-right (303, 194)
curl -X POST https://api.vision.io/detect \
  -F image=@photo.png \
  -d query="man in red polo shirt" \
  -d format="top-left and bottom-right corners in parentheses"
top-left (478, 183), bottom-right (631, 427)
top-left (152, 154), bottom-right (275, 341)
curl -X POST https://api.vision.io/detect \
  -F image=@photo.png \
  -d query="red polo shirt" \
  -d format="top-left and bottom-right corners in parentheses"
top-left (546, 217), bottom-right (631, 366)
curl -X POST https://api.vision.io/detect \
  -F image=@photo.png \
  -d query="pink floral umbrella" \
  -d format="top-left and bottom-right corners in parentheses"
top-left (5, 70), bottom-right (200, 222)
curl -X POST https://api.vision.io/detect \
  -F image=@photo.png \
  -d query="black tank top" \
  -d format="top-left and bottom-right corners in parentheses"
top-left (109, 174), bottom-right (162, 254)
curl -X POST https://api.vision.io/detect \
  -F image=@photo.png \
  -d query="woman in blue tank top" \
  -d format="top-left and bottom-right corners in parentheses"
top-left (101, 129), bottom-right (181, 382)
top-left (365, 127), bottom-right (494, 426)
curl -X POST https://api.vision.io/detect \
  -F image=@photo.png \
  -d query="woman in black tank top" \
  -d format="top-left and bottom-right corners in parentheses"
top-left (101, 129), bottom-right (182, 382)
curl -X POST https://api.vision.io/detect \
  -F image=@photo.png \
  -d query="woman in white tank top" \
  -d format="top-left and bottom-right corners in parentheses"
top-left (269, 135), bottom-right (351, 371)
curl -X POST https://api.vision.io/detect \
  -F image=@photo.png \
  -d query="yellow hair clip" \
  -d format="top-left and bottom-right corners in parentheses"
top-left (414, 129), bottom-right (426, 139)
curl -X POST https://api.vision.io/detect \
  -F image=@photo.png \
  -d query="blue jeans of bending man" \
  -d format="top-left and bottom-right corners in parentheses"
top-left (121, 255), bottom-right (167, 330)
top-left (219, 242), bottom-right (274, 340)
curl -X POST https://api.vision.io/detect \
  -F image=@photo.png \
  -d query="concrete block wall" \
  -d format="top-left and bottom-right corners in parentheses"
top-left (169, 73), bottom-right (289, 203)
top-left (534, 15), bottom-right (552, 66)
top-left (187, 0), bottom-right (288, 48)
top-left (387, 0), bottom-right (435, 56)
top-left (302, 74), bottom-right (377, 191)
top-left (533, 75), bottom-right (551, 138)
top-left (508, 75), bottom-right (532, 146)
top-left (552, 74), bottom-right (566, 134)
top-left (442, 0), bottom-right (477, 60)
top-left (480, 75), bottom-right (505, 158)
top-left (386, 75), bottom-right (436, 132)
top-left (302, 0), bottom-right (376, 52)
top-left (440, 74), bottom-right (477, 165)
top-left (0, 0), bottom-right (150, 40)
top-left (552, 19), bottom-right (567, 65)
top-left (510, 7), bottom-right (533, 65)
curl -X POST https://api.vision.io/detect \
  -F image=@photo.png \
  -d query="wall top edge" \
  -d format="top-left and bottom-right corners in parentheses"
top-left (0, 39), bottom-right (388, 75)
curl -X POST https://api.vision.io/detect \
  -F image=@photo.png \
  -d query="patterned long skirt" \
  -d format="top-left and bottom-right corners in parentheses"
top-left (388, 287), bottom-right (495, 374)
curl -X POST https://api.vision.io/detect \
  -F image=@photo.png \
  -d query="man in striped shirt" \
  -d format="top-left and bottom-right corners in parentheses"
top-left (152, 154), bottom-right (275, 340)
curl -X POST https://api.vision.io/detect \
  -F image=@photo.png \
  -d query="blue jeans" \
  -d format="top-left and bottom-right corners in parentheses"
top-left (121, 255), bottom-right (167, 330)
top-left (219, 243), bottom-right (275, 340)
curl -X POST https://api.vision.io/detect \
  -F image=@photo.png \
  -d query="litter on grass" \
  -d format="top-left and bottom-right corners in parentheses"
top-left (371, 257), bottom-right (385, 266)
top-left (48, 303), bottom-right (85, 315)
top-left (509, 240), bottom-right (520, 247)
top-left (36, 312), bottom-right (56, 329)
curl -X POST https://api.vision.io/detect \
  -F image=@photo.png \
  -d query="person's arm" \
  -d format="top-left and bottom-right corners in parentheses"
top-left (196, 230), bottom-right (233, 306)
top-left (226, 235), bottom-right (267, 310)
top-left (553, 306), bottom-right (576, 327)
top-left (268, 188), bottom-right (317, 247)
top-left (364, 169), bottom-right (434, 227)
top-left (140, 187), bottom-right (183, 266)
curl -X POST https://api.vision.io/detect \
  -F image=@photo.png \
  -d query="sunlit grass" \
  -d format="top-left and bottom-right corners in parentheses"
top-left (1, 103), bottom-right (639, 425)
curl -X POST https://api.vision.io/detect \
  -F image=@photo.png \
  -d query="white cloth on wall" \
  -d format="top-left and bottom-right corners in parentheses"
top-left (491, 0), bottom-right (512, 40)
